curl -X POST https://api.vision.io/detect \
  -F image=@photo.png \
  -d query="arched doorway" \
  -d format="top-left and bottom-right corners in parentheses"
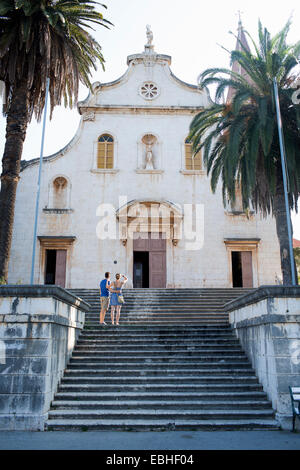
top-left (116, 199), bottom-right (183, 288)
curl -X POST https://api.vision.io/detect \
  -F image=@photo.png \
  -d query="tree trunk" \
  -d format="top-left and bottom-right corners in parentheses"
top-left (274, 169), bottom-right (296, 285)
top-left (0, 79), bottom-right (29, 281)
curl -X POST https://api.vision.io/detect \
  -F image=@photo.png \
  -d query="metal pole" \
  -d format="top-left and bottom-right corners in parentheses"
top-left (30, 78), bottom-right (50, 285)
top-left (273, 78), bottom-right (297, 285)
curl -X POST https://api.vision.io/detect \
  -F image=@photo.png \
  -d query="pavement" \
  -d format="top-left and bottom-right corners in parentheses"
top-left (0, 430), bottom-right (299, 450)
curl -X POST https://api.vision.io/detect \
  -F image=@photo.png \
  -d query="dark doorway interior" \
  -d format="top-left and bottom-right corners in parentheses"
top-left (45, 250), bottom-right (56, 285)
top-left (133, 251), bottom-right (149, 288)
top-left (232, 251), bottom-right (243, 287)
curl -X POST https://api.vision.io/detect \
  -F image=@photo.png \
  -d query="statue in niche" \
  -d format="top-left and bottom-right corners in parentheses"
top-left (142, 134), bottom-right (157, 170)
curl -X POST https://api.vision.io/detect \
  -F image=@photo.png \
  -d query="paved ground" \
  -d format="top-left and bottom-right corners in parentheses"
top-left (0, 430), bottom-right (299, 450)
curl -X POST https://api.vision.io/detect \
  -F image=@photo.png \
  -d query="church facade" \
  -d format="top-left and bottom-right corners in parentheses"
top-left (8, 31), bottom-right (281, 289)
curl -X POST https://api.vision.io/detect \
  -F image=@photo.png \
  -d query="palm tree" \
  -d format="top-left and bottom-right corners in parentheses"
top-left (0, 0), bottom-right (111, 281)
top-left (189, 19), bottom-right (300, 285)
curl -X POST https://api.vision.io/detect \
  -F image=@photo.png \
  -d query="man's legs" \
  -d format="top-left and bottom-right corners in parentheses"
top-left (100, 308), bottom-right (107, 324)
top-left (100, 298), bottom-right (108, 324)
top-left (100, 297), bottom-right (104, 324)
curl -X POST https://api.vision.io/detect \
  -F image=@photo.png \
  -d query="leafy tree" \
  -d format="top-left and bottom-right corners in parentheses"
top-left (0, 0), bottom-right (111, 281)
top-left (189, 20), bottom-right (300, 285)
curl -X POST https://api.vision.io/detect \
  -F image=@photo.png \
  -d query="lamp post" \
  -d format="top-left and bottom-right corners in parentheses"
top-left (273, 77), bottom-right (297, 286)
top-left (30, 78), bottom-right (50, 285)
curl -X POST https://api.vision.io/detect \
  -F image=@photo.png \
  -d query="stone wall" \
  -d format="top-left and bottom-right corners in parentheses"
top-left (225, 286), bottom-right (300, 430)
top-left (0, 286), bottom-right (89, 430)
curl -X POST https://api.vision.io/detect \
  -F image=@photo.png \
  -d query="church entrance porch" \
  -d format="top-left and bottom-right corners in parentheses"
top-left (117, 199), bottom-right (183, 288)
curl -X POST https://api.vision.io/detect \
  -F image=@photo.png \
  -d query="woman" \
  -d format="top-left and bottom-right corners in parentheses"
top-left (109, 273), bottom-right (128, 325)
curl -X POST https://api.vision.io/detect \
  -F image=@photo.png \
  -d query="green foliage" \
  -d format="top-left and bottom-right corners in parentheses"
top-left (0, 0), bottom-right (112, 120)
top-left (189, 19), bottom-right (300, 216)
top-left (0, 277), bottom-right (7, 285)
top-left (294, 248), bottom-right (300, 282)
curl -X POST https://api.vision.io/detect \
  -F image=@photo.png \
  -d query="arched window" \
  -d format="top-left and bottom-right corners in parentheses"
top-left (53, 177), bottom-right (68, 209)
top-left (185, 138), bottom-right (202, 170)
top-left (97, 134), bottom-right (114, 169)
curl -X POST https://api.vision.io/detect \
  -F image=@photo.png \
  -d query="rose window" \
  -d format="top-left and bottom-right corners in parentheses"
top-left (140, 82), bottom-right (159, 100)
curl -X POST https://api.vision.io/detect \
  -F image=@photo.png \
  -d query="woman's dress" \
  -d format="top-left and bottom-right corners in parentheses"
top-left (110, 285), bottom-right (123, 306)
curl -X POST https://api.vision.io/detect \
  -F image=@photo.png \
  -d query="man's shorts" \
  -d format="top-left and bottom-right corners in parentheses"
top-left (100, 296), bottom-right (110, 310)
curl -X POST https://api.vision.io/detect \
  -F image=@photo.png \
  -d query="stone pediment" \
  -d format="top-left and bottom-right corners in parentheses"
top-left (78, 46), bottom-right (210, 113)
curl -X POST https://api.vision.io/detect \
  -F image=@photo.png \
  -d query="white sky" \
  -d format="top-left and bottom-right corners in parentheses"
top-left (0, 0), bottom-right (300, 237)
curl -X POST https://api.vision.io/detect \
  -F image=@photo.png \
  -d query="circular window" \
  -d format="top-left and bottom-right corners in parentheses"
top-left (140, 82), bottom-right (159, 100)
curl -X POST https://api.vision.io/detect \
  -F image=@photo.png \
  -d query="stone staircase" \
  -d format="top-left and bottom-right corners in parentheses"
top-left (45, 288), bottom-right (279, 431)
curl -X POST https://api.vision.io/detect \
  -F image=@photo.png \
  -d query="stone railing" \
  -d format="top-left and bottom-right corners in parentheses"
top-left (0, 285), bottom-right (90, 430)
top-left (225, 286), bottom-right (300, 430)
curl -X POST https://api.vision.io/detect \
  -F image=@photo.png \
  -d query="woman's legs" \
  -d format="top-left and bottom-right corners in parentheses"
top-left (116, 306), bottom-right (121, 325)
top-left (111, 306), bottom-right (116, 325)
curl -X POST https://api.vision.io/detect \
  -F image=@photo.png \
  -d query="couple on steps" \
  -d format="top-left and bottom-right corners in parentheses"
top-left (99, 272), bottom-right (128, 325)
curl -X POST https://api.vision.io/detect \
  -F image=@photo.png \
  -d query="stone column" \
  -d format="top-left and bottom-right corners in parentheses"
top-left (0, 286), bottom-right (90, 430)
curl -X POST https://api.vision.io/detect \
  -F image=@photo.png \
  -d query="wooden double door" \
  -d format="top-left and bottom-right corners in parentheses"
top-left (133, 233), bottom-right (166, 288)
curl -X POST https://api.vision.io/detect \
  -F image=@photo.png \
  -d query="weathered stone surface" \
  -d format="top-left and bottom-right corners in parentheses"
top-left (0, 357), bottom-right (49, 376)
top-left (0, 287), bottom-right (89, 430)
top-left (226, 288), bottom-right (300, 430)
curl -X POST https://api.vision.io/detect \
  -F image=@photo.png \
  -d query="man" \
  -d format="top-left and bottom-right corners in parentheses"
top-left (99, 272), bottom-right (111, 325)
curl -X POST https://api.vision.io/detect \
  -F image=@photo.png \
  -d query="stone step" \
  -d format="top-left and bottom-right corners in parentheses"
top-left (75, 341), bottom-right (240, 347)
top-left (85, 317), bottom-right (229, 321)
top-left (86, 305), bottom-right (229, 308)
top-left (83, 292), bottom-right (240, 296)
top-left (87, 303), bottom-right (228, 307)
top-left (85, 312), bottom-right (229, 316)
top-left (80, 326), bottom-right (232, 334)
top-left (75, 338), bottom-right (240, 345)
top-left (47, 408), bottom-right (275, 420)
top-left (71, 349), bottom-right (244, 356)
top-left (64, 368), bottom-right (255, 376)
top-left (79, 332), bottom-right (235, 339)
top-left (70, 288), bottom-right (251, 292)
top-left (79, 336), bottom-right (236, 342)
top-left (60, 375), bottom-right (258, 385)
top-left (82, 324), bottom-right (234, 328)
top-left (68, 363), bottom-right (252, 370)
top-left (58, 383), bottom-right (264, 392)
top-left (69, 356), bottom-right (249, 363)
top-left (84, 320), bottom-right (229, 325)
top-left (86, 303), bottom-right (229, 307)
top-left (45, 418), bottom-right (278, 431)
top-left (50, 400), bottom-right (272, 410)
top-left (75, 339), bottom-right (241, 345)
top-left (86, 312), bottom-right (228, 316)
top-left (54, 390), bottom-right (269, 401)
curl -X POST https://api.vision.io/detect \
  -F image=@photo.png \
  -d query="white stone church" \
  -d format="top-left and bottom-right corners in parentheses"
top-left (8, 28), bottom-right (281, 289)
